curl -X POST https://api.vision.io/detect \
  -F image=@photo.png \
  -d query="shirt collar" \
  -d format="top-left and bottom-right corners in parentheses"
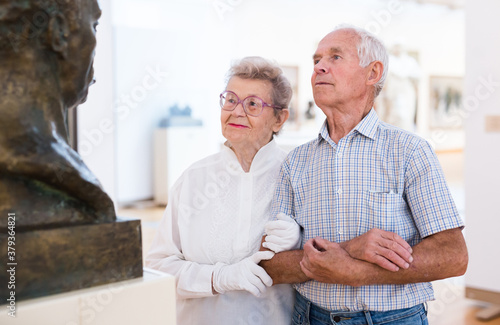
top-left (318, 120), bottom-right (331, 143)
top-left (317, 108), bottom-right (380, 142)
top-left (222, 138), bottom-right (278, 174)
top-left (353, 108), bottom-right (379, 140)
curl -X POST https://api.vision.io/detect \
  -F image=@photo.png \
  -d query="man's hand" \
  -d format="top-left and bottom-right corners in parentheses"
top-left (340, 229), bottom-right (413, 272)
top-left (300, 237), bottom-right (357, 285)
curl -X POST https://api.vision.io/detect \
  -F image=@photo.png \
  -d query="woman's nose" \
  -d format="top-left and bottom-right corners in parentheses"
top-left (232, 102), bottom-right (246, 116)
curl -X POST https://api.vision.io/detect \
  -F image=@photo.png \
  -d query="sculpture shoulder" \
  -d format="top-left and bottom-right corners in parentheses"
top-left (0, 133), bottom-right (116, 229)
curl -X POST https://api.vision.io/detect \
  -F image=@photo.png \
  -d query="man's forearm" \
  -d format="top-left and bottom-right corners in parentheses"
top-left (352, 228), bottom-right (468, 286)
top-left (260, 250), bottom-right (310, 284)
top-left (301, 228), bottom-right (468, 286)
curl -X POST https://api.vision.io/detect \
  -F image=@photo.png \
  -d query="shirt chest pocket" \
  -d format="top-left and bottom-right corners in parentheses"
top-left (358, 190), bottom-right (411, 235)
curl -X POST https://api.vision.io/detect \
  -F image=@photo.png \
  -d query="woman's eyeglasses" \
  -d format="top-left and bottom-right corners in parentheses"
top-left (219, 91), bottom-right (284, 117)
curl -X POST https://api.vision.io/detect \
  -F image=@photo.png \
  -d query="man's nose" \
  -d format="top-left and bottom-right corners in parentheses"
top-left (314, 60), bottom-right (328, 74)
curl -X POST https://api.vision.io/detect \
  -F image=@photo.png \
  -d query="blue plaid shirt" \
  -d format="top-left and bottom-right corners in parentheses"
top-left (271, 108), bottom-right (464, 312)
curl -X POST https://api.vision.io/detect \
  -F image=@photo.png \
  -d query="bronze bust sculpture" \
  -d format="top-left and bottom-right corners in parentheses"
top-left (0, 0), bottom-right (115, 229)
top-left (0, 0), bottom-right (142, 302)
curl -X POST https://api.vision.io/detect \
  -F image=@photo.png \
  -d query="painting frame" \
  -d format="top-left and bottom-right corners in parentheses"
top-left (429, 75), bottom-right (464, 130)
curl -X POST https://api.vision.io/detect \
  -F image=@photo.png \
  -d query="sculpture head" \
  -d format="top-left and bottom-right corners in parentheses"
top-left (0, 1), bottom-right (115, 230)
top-left (0, 0), bottom-right (101, 108)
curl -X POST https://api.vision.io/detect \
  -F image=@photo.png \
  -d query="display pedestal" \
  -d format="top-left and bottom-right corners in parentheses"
top-left (0, 219), bottom-right (143, 302)
top-left (466, 286), bottom-right (500, 321)
top-left (1, 268), bottom-right (176, 325)
top-left (476, 305), bottom-right (500, 321)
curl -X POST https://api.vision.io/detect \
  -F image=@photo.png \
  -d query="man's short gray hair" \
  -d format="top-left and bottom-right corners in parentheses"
top-left (333, 24), bottom-right (389, 98)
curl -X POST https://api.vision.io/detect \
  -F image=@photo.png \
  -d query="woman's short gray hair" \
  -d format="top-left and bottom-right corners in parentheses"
top-left (226, 56), bottom-right (293, 117)
top-left (333, 24), bottom-right (389, 98)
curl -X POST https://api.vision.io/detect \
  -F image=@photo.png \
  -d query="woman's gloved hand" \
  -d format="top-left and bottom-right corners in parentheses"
top-left (263, 213), bottom-right (301, 253)
top-left (212, 251), bottom-right (275, 297)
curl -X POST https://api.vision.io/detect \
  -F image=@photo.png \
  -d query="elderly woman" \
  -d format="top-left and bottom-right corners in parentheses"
top-left (146, 56), bottom-right (294, 324)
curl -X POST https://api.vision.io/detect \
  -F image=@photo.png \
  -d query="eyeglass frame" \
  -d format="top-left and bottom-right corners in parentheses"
top-left (219, 90), bottom-right (285, 117)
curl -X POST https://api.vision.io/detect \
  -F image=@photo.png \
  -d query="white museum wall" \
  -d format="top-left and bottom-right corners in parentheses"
top-left (78, 0), bottom-right (466, 205)
top-left (77, 0), bottom-right (116, 201)
top-left (464, 0), bottom-right (500, 298)
top-left (111, 0), bottom-right (228, 203)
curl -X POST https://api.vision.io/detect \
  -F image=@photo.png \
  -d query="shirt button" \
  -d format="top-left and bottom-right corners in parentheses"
top-left (337, 153), bottom-right (342, 158)
top-left (337, 188), bottom-right (342, 194)
top-left (338, 230), bottom-right (343, 235)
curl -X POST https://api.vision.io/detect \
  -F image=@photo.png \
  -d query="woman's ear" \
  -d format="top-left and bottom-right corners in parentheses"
top-left (272, 109), bottom-right (290, 133)
top-left (48, 12), bottom-right (69, 59)
top-left (366, 61), bottom-right (383, 86)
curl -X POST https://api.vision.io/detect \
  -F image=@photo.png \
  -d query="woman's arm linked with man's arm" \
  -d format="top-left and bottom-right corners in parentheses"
top-left (260, 215), bottom-right (415, 285)
top-left (260, 220), bottom-right (466, 287)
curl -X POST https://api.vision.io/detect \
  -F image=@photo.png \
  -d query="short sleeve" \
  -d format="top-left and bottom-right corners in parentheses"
top-left (404, 140), bottom-right (464, 238)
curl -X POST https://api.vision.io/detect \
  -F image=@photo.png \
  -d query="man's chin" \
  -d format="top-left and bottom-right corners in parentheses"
top-left (313, 93), bottom-right (331, 107)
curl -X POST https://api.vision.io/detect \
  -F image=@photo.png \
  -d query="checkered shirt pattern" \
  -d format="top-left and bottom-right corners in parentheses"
top-left (271, 108), bottom-right (464, 312)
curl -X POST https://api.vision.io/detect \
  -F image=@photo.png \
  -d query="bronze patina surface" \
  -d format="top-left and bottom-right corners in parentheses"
top-left (0, 0), bottom-right (143, 302)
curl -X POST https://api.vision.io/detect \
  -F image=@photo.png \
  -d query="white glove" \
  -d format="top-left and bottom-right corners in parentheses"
top-left (263, 213), bottom-right (301, 253)
top-left (212, 251), bottom-right (274, 297)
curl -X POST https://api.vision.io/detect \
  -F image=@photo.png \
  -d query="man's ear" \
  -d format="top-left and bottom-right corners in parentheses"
top-left (48, 12), bottom-right (69, 59)
top-left (366, 61), bottom-right (384, 86)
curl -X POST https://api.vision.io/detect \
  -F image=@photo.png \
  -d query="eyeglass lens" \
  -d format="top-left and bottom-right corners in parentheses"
top-left (220, 92), bottom-right (263, 116)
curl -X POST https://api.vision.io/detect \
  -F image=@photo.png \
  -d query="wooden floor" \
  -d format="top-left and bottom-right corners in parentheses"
top-left (117, 151), bottom-right (500, 324)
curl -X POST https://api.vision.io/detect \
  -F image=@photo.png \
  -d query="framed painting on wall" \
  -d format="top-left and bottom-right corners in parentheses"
top-left (429, 76), bottom-right (464, 129)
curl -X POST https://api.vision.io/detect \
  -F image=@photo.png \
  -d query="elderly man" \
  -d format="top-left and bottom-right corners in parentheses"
top-left (262, 24), bottom-right (467, 325)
